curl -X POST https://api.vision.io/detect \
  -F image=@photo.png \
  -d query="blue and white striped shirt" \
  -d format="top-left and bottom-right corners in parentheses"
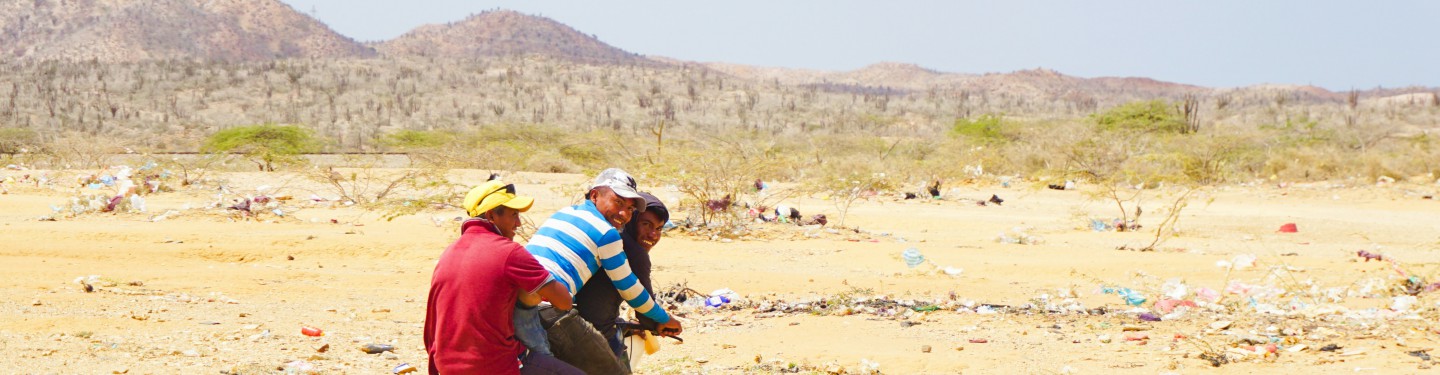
top-left (525, 200), bottom-right (672, 323)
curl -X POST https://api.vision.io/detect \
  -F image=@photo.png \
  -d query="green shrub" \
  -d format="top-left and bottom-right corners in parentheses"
top-left (0, 127), bottom-right (40, 154)
top-left (203, 124), bottom-right (319, 171)
top-left (381, 129), bottom-right (456, 150)
top-left (949, 114), bottom-right (1010, 144)
top-left (1091, 100), bottom-right (1187, 134)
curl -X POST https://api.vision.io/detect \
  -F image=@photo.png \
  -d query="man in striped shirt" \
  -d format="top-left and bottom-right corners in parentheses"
top-left (515, 168), bottom-right (683, 357)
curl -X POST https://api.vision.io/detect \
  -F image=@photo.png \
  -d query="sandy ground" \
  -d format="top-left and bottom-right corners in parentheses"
top-left (2, 168), bottom-right (1440, 374)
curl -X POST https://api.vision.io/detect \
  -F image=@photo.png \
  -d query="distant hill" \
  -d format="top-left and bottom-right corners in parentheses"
top-left (0, 0), bottom-right (374, 62)
top-left (374, 10), bottom-right (651, 65)
top-left (0, 2), bottom-right (1429, 110)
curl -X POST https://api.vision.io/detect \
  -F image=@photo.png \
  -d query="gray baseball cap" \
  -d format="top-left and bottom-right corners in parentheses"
top-left (591, 168), bottom-right (642, 200)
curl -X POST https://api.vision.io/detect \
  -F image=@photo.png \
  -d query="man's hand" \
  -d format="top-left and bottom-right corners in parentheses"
top-left (657, 319), bottom-right (683, 337)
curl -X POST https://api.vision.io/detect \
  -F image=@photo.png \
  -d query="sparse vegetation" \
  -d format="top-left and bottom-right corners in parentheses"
top-left (202, 124), bottom-right (319, 172)
top-left (0, 6), bottom-right (1433, 231)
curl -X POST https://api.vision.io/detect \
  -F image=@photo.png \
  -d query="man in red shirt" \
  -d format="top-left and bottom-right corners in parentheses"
top-left (425, 180), bottom-right (581, 374)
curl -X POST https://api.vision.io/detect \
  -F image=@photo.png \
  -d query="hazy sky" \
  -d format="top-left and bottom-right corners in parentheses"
top-left (276, 0), bottom-right (1437, 90)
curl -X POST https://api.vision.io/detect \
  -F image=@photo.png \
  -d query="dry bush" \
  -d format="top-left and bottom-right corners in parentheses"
top-left (3, 56), bottom-right (1436, 193)
top-left (973, 119), bottom-right (1091, 179)
top-left (641, 144), bottom-right (766, 231)
top-left (37, 132), bottom-right (123, 169)
top-left (394, 124), bottom-right (617, 174)
top-left (146, 152), bottom-right (236, 187)
top-left (306, 154), bottom-right (463, 221)
top-left (802, 157), bottom-right (899, 228)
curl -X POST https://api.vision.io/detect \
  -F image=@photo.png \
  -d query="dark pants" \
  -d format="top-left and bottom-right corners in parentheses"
top-left (539, 306), bottom-right (629, 375)
top-left (606, 329), bottom-right (630, 371)
top-left (520, 350), bottom-right (584, 375)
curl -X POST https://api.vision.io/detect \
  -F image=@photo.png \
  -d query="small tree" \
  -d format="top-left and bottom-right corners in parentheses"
top-left (949, 114), bottom-right (1010, 144)
top-left (1092, 100), bottom-right (1188, 134)
top-left (0, 127), bottom-right (40, 155)
top-left (203, 124), bottom-right (318, 171)
top-left (380, 129), bottom-right (455, 150)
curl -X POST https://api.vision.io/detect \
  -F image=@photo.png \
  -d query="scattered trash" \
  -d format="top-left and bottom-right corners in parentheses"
top-left (1392, 296), bottom-right (1418, 312)
top-left (996, 227), bottom-right (1042, 245)
top-left (705, 289), bottom-right (740, 308)
top-left (901, 247), bottom-right (925, 268)
top-left (361, 343), bottom-right (395, 354)
top-left (1100, 286), bottom-right (1147, 306)
top-left (1156, 299), bottom-right (1197, 313)
top-left (1137, 313), bottom-right (1162, 322)
top-left (912, 305), bottom-right (941, 312)
top-left (300, 326), bottom-right (323, 337)
top-left (1357, 250), bottom-right (1385, 262)
top-left (968, 338), bottom-right (988, 343)
top-left (1278, 223), bottom-right (1298, 233)
top-left (705, 295), bottom-right (732, 308)
top-left (393, 363), bottom-right (418, 374)
top-left (1216, 254), bottom-right (1257, 270)
top-left (282, 360), bottom-right (318, 374)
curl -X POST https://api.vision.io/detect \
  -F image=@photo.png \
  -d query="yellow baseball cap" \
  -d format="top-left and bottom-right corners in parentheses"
top-left (463, 180), bottom-right (534, 217)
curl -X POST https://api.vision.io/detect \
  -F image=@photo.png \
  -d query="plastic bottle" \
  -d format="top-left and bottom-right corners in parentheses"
top-left (902, 247), bottom-right (925, 268)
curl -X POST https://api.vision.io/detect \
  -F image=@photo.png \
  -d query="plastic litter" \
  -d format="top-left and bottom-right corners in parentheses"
top-left (1356, 250), bottom-right (1384, 262)
top-left (996, 227), bottom-right (1042, 245)
top-left (361, 343), bottom-right (395, 354)
top-left (1161, 280), bottom-right (1188, 299)
top-left (704, 289), bottom-right (739, 308)
top-left (1101, 287), bottom-right (1147, 306)
top-left (705, 295), bottom-right (731, 308)
top-left (901, 247), bottom-right (925, 268)
top-left (129, 195), bottom-right (146, 213)
top-left (392, 363), bottom-right (417, 375)
top-left (300, 326), bottom-right (323, 337)
top-left (1277, 223), bottom-right (1298, 233)
top-left (1392, 296), bottom-right (1418, 312)
top-left (1192, 288), bottom-right (1215, 302)
top-left (282, 360), bottom-right (319, 374)
top-left (1156, 299), bottom-right (1197, 313)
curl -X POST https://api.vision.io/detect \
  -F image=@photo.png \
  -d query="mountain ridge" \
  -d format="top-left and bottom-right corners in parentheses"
top-left (0, 3), bottom-right (1430, 101)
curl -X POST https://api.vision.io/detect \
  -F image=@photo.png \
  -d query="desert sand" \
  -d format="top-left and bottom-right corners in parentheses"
top-left (2, 168), bottom-right (1439, 374)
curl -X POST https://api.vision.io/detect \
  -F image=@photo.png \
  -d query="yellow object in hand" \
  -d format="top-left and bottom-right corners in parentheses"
top-left (642, 330), bottom-right (661, 354)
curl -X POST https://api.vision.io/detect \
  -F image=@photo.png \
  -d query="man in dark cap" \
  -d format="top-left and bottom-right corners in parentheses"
top-left (574, 191), bottom-right (671, 368)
